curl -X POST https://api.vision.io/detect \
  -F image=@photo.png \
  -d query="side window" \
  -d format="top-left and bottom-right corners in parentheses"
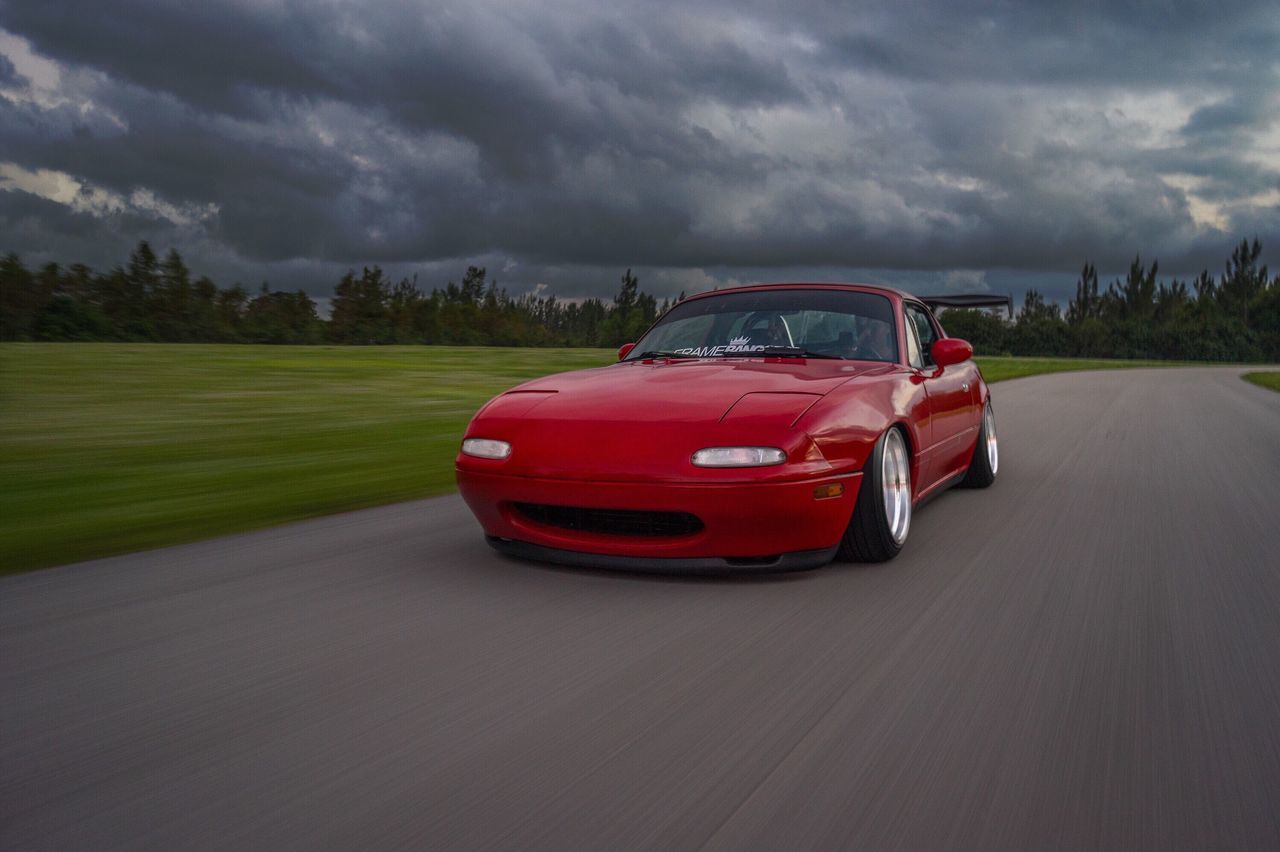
top-left (904, 314), bottom-right (924, 368)
top-left (905, 304), bottom-right (939, 367)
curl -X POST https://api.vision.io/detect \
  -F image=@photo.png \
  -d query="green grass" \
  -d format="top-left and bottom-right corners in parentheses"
top-left (0, 345), bottom-right (1218, 573)
top-left (973, 355), bottom-right (1197, 383)
top-left (1242, 371), bottom-right (1280, 393)
top-left (1, 344), bottom-right (614, 572)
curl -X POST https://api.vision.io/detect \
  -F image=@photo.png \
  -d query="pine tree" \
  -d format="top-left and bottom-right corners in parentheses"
top-left (1066, 262), bottom-right (1100, 325)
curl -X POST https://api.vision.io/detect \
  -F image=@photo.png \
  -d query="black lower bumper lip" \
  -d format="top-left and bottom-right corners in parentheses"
top-left (485, 536), bottom-right (839, 574)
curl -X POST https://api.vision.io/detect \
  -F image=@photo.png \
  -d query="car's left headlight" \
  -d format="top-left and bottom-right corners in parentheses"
top-left (462, 438), bottom-right (512, 459)
top-left (691, 446), bottom-right (786, 467)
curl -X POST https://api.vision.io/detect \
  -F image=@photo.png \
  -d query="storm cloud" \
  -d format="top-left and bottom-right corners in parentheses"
top-left (1, 0), bottom-right (1277, 303)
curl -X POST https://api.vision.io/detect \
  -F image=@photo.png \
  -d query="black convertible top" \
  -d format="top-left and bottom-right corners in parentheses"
top-left (920, 293), bottom-right (1013, 318)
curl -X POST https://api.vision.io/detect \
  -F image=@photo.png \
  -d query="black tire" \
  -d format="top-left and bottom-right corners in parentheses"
top-left (960, 400), bottom-right (998, 488)
top-left (839, 427), bottom-right (912, 562)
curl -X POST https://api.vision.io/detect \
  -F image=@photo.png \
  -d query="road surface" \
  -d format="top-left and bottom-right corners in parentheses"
top-left (3, 367), bottom-right (1279, 850)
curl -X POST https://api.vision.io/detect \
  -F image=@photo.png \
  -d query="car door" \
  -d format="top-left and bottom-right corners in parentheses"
top-left (904, 301), bottom-right (978, 483)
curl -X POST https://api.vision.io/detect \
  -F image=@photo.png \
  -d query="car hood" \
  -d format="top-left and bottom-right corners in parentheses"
top-left (511, 358), bottom-right (883, 421)
top-left (463, 358), bottom-right (892, 482)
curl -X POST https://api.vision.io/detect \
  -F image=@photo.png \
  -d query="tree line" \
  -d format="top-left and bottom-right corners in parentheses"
top-left (939, 239), bottom-right (1279, 362)
top-left (0, 242), bottom-right (661, 347)
top-left (2, 238), bottom-right (1277, 359)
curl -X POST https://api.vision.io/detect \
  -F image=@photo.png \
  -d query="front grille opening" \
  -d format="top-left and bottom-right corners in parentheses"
top-left (513, 503), bottom-right (704, 538)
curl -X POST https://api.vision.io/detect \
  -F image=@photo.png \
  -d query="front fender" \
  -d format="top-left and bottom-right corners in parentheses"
top-left (793, 367), bottom-right (928, 475)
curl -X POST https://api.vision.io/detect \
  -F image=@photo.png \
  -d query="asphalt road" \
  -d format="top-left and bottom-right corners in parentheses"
top-left (4, 367), bottom-right (1280, 850)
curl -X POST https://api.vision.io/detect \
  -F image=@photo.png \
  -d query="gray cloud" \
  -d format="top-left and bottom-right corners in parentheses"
top-left (1, 0), bottom-right (1278, 306)
top-left (0, 50), bottom-right (23, 86)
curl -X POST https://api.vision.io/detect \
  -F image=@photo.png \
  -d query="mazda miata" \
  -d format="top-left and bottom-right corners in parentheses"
top-left (456, 283), bottom-right (1006, 572)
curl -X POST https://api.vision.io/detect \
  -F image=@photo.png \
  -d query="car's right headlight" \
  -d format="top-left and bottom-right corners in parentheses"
top-left (691, 446), bottom-right (786, 467)
top-left (462, 438), bottom-right (512, 459)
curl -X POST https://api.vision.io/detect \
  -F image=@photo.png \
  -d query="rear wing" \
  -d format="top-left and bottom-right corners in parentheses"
top-left (920, 294), bottom-right (1013, 318)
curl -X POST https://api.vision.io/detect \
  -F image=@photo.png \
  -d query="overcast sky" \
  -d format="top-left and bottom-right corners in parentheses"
top-left (2, 0), bottom-right (1278, 305)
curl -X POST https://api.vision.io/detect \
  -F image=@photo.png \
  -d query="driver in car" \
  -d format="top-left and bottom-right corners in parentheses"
top-left (857, 320), bottom-right (893, 360)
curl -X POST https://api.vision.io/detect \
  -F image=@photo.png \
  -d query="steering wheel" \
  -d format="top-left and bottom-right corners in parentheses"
top-left (855, 324), bottom-right (894, 361)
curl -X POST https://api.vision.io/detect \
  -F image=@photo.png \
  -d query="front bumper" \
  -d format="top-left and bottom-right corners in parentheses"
top-left (456, 469), bottom-right (860, 568)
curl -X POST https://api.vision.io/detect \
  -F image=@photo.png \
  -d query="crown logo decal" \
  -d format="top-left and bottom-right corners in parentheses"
top-left (729, 336), bottom-right (751, 347)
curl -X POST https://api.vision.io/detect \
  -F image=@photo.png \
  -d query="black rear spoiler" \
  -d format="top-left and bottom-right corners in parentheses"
top-left (920, 294), bottom-right (1013, 318)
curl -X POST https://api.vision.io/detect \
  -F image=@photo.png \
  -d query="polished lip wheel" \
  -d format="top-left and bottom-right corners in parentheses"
top-left (985, 405), bottom-right (998, 476)
top-left (882, 429), bottom-right (912, 544)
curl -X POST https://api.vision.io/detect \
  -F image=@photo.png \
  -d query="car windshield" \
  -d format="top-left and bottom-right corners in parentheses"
top-left (626, 289), bottom-right (898, 362)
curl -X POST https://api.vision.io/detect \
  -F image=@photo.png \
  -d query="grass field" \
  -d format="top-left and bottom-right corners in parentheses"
top-left (1242, 371), bottom-right (1280, 393)
top-left (0, 344), bottom-right (1202, 572)
top-left (973, 356), bottom-right (1193, 383)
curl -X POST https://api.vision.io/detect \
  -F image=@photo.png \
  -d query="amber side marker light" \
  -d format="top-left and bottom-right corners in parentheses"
top-left (813, 483), bottom-right (845, 500)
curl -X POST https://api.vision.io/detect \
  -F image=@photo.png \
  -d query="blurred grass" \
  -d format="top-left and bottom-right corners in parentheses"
top-left (1, 344), bottom-right (613, 572)
top-left (974, 355), bottom-right (1187, 383)
top-left (1242, 371), bottom-right (1280, 393)
top-left (0, 345), bottom-right (1200, 572)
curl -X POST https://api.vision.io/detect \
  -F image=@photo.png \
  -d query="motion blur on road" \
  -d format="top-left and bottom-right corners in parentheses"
top-left (3, 367), bottom-right (1279, 850)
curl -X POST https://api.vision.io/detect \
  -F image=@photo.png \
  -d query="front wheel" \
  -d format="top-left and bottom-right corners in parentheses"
top-left (839, 427), bottom-right (912, 562)
top-left (960, 400), bottom-right (998, 488)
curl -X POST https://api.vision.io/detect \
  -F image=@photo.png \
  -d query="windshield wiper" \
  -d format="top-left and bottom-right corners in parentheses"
top-left (755, 346), bottom-right (843, 360)
top-left (630, 350), bottom-right (692, 360)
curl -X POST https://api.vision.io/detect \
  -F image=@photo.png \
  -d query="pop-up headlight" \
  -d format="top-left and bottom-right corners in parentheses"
top-left (461, 438), bottom-right (512, 459)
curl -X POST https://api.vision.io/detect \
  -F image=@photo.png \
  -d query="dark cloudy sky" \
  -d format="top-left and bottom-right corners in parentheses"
top-left (2, 0), bottom-right (1278, 305)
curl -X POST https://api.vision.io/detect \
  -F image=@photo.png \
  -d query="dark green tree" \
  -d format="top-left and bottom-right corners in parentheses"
top-left (1066, 262), bottom-right (1101, 325)
top-left (1219, 238), bottom-right (1267, 321)
top-left (329, 266), bottom-right (391, 343)
top-left (0, 253), bottom-right (39, 339)
top-left (244, 284), bottom-right (321, 343)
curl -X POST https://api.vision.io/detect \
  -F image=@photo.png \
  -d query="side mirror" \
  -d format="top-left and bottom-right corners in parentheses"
top-left (931, 338), bottom-right (973, 368)
top-left (617, 342), bottom-right (636, 361)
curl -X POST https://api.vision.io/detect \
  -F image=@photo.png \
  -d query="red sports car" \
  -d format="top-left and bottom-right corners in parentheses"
top-left (456, 283), bottom-right (1004, 572)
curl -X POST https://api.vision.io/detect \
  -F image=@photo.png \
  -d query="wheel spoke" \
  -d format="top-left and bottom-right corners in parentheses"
top-left (986, 407), bottom-right (998, 475)
top-left (882, 431), bottom-right (911, 545)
